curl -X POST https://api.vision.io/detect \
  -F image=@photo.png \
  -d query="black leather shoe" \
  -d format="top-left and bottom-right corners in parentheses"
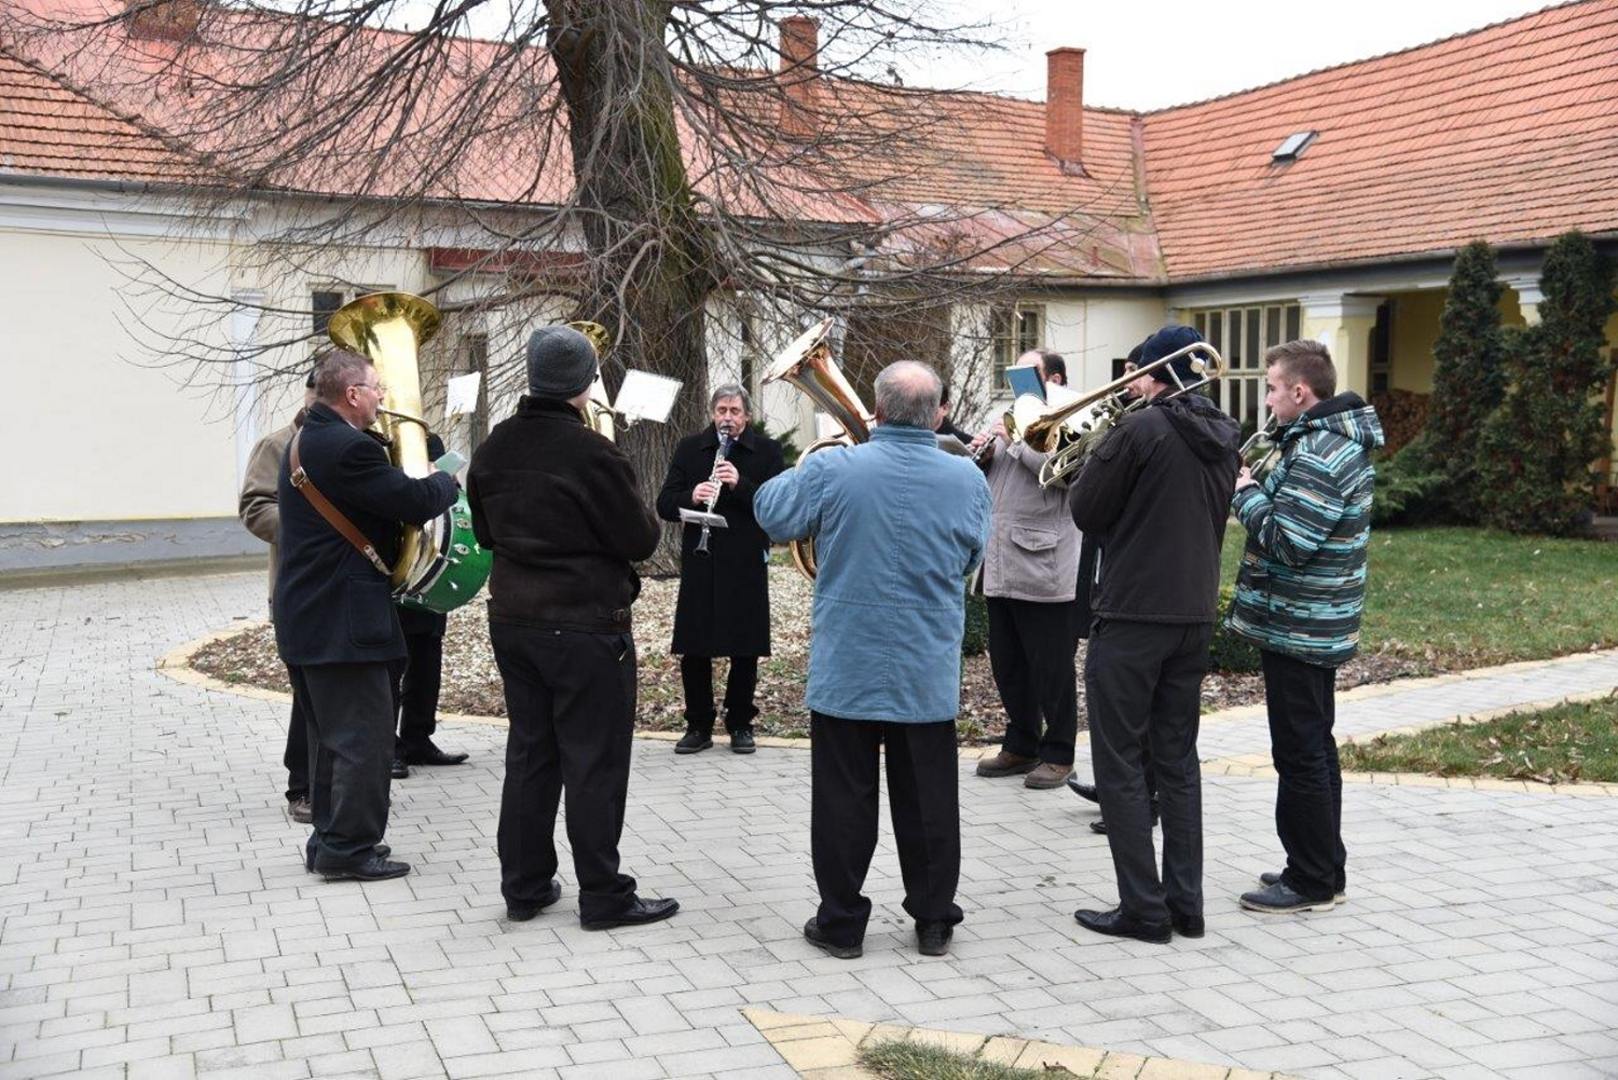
top-left (288, 796), bottom-right (313, 824)
top-left (1067, 778), bottom-right (1100, 803)
top-left (390, 752), bottom-right (409, 780)
top-left (674, 731), bottom-right (713, 755)
top-left (803, 918), bottom-right (862, 959)
top-left (1074, 906), bottom-right (1171, 944)
top-left (581, 897), bottom-right (680, 931)
top-left (1171, 911), bottom-right (1205, 938)
top-left (305, 843), bottom-right (389, 873)
top-left (1260, 871), bottom-right (1347, 904)
top-left (916, 921), bottom-right (952, 957)
top-left (730, 729), bottom-right (757, 754)
top-left (507, 879), bottom-right (563, 922)
top-left (1241, 881), bottom-right (1336, 914)
top-left (1089, 802), bottom-right (1160, 835)
top-left (403, 739), bottom-right (469, 766)
top-left (320, 854), bottom-right (410, 882)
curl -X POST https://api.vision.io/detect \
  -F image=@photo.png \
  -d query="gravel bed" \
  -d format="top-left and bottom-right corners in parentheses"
top-left (191, 565), bottom-right (1425, 744)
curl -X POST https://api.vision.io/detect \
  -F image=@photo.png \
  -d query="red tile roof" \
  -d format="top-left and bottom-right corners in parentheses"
top-left (0, 50), bottom-right (201, 182)
top-left (4, 0), bottom-right (1615, 282)
top-left (1141, 0), bottom-right (1618, 278)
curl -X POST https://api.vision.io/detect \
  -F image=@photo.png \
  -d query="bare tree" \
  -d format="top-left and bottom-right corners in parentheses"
top-left (5, 0), bottom-right (1126, 563)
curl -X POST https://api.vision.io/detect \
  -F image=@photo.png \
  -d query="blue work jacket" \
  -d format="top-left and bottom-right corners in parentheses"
top-left (754, 423), bottom-right (992, 723)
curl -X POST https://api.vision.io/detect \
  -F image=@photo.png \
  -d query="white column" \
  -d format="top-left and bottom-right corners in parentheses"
top-left (231, 290), bottom-right (266, 486)
top-left (1501, 273), bottom-right (1544, 326)
top-left (1299, 294), bottom-right (1382, 398)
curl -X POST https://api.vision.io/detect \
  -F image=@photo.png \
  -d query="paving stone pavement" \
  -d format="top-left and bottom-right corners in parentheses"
top-left (1, 570), bottom-right (1616, 1080)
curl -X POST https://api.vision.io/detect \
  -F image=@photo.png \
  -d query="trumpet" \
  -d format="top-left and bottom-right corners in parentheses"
top-left (1241, 417), bottom-right (1282, 483)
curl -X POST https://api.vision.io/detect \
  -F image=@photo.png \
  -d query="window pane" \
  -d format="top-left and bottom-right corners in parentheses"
top-left (312, 290), bottom-right (344, 335)
top-left (1246, 308), bottom-right (1261, 369)
top-left (1285, 304), bottom-right (1301, 341)
top-left (1264, 306), bottom-right (1282, 350)
top-left (1231, 309), bottom-right (1246, 366)
top-left (1194, 312), bottom-right (1206, 336)
top-left (1207, 310), bottom-right (1223, 352)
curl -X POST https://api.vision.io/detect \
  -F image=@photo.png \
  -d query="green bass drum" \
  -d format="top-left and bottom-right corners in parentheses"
top-left (396, 491), bottom-right (492, 614)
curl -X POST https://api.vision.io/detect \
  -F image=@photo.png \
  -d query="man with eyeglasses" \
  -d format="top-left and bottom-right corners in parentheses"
top-left (274, 349), bottom-right (459, 882)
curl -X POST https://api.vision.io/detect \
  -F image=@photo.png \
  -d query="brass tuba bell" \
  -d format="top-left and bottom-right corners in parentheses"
top-left (761, 317), bottom-right (874, 580)
top-left (326, 291), bottom-right (441, 589)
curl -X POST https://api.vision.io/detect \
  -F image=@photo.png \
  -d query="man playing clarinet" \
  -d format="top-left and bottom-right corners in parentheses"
top-left (657, 384), bottom-right (786, 755)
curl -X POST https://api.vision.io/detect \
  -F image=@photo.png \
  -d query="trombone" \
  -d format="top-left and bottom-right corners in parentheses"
top-left (998, 341), bottom-right (1226, 489)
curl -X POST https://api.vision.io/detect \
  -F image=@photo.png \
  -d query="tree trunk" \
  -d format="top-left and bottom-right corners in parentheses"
top-left (547, 0), bottom-right (718, 573)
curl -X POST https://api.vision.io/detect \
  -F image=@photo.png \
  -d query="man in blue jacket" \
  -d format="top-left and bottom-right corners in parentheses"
top-left (755, 360), bottom-right (991, 960)
top-left (275, 349), bottom-right (459, 882)
top-left (1228, 340), bottom-right (1383, 915)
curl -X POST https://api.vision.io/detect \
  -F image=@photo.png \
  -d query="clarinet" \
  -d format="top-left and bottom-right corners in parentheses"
top-left (695, 428), bottom-right (735, 555)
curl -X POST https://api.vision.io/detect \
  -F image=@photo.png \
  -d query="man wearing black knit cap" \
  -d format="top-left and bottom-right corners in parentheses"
top-left (1066, 324), bottom-right (1239, 944)
top-left (467, 324), bottom-right (679, 930)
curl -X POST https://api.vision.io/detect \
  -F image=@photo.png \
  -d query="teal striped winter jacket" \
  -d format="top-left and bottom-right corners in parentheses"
top-left (1227, 393), bottom-right (1384, 668)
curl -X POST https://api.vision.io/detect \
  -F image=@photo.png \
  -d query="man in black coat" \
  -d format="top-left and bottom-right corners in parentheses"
top-left (656, 384), bottom-right (785, 755)
top-left (390, 430), bottom-right (469, 780)
top-left (1066, 324), bottom-right (1239, 944)
top-left (467, 324), bottom-right (679, 931)
top-left (275, 349), bottom-right (459, 882)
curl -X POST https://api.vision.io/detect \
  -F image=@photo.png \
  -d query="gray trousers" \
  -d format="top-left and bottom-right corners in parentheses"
top-left (288, 662), bottom-right (395, 870)
top-left (1084, 619), bottom-right (1211, 924)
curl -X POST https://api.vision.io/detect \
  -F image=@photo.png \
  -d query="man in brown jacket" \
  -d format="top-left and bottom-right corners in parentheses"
top-left (970, 350), bottom-right (1083, 790)
top-left (238, 368), bottom-right (317, 824)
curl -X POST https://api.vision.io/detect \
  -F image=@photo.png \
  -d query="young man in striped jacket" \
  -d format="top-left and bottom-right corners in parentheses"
top-left (1228, 339), bottom-right (1384, 914)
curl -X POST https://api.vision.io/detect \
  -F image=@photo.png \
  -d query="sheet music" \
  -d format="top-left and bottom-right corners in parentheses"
top-left (444, 372), bottom-right (481, 420)
top-left (615, 370), bottom-right (683, 424)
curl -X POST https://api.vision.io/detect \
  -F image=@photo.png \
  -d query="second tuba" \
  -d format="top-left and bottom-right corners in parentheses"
top-left (761, 317), bottom-right (874, 580)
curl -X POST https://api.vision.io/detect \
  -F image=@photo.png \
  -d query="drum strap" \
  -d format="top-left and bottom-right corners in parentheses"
top-left (289, 431), bottom-right (393, 577)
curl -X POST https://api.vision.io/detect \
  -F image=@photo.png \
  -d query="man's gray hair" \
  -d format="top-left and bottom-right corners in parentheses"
top-left (709, 383), bottom-right (752, 414)
top-left (314, 349), bottom-right (373, 405)
top-left (874, 360), bottom-right (942, 428)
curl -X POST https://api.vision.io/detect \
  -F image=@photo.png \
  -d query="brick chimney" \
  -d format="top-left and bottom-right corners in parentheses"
top-left (126, 0), bottom-right (202, 42)
top-left (1045, 47), bottom-right (1085, 165)
top-left (779, 15), bottom-right (820, 140)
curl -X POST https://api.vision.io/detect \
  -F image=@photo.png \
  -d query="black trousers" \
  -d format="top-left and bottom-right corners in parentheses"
top-left (1084, 619), bottom-right (1211, 925)
top-left (679, 655), bottom-right (759, 734)
top-left (491, 622), bottom-right (639, 921)
top-left (282, 671), bottom-right (311, 803)
top-left (986, 597), bottom-right (1079, 765)
top-left (392, 630), bottom-right (443, 748)
top-left (288, 662), bottom-right (394, 869)
top-left (1261, 649), bottom-right (1346, 900)
top-left (810, 711), bottom-right (962, 947)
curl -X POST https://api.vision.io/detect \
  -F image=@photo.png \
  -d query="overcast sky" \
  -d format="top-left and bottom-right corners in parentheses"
top-left (897, 0), bottom-right (1563, 110)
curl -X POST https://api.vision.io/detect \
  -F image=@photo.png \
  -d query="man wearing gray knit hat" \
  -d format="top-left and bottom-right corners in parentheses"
top-left (526, 324), bottom-right (600, 399)
top-left (467, 324), bottom-right (678, 931)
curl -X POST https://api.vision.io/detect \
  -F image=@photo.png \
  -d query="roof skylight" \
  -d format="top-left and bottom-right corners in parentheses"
top-left (1272, 131), bottom-right (1317, 162)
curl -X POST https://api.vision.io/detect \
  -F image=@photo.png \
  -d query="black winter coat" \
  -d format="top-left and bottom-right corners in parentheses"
top-left (656, 424), bottom-right (785, 657)
top-left (274, 403), bottom-right (459, 665)
top-left (467, 397), bottom-right (661, 633)
top-left (1067, 393), bottom-right (1240, 624)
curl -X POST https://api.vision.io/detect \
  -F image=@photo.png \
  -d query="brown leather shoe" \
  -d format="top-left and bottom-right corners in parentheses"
top-left (976, 750), bottom-right (1039, 777)
top-left (1024, 762), bottom-right (1073, 789)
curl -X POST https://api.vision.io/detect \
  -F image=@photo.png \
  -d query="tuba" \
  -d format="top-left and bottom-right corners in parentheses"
top-left (1014, 341), bottom-right (1226, 488)
top-left (326, 291), bottom-right (492, 613)
top-left (761, 317), bottom-right (874, 580)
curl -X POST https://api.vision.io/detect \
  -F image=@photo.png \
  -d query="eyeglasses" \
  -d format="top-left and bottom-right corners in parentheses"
top-left (351, 381), bottom-right (387, 396)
